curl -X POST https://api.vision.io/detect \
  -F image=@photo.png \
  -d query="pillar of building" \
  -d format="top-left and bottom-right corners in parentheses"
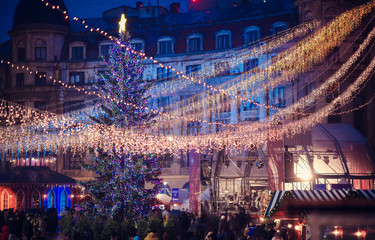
top-left (202, 93), bottom-right (210, 134)
top-left (230, 94), bottom-right (239, 124)
top-left (259, 90), bottom-right (267, 122)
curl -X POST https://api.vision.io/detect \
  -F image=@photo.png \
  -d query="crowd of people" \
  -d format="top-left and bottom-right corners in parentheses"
top-left (133, 209), bottom-right (295, 240)
top-left (0, 207), bottom-right (294, 240)
top-left (0, 208), bottom-right (58, 240)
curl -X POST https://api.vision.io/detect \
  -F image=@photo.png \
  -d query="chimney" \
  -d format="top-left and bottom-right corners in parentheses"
top-left (170, 2), bottom-right (180, 13)
top-left (136, 1), bottom-right (143, 8)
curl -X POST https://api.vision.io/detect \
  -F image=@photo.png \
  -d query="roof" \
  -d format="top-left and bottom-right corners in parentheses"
top-left (163, 0), bottom-right (296, 27)
top-left (13, 0), bottom-right (69, 28)
top-left (69, 0), bottom-right (296, 33)
top-left (312, 123), bottom-right (375, 178)
top-left (0, 166), bottom-right (76, 185)
top-left (264, 189), bottom-right (351, 217)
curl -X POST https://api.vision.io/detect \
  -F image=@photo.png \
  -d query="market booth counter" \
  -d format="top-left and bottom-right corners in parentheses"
top-left (263, 190), bottom-right (375, 240)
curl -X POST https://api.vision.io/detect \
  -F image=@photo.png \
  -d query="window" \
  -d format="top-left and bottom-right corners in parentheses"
top-left (158, 37), bottom-right (174, 55)
top-left (326, 81), bottom-right (339, 103)
top-left (214, 62), bottom-right (230, 76)
top-left (1, 190), bottom-right (9, 210)
top-left (32, 190), bottom-right (40, 209)
top-left (187, 34), bottom-right (202, 52)
top-left (100, 44), bottom-right (111, 59)
top-left (69, 72), bottom-right (85, 85)
top-left (217, 93), bottom-right (231, 113)
top-left (304, 82), bottom-right (316, 106)
top-left (271, 86), bottom-right (286, 108)
top-left (330, 47), bottom-right (340, 63)
top-left (215, 119), bottom-right (229, 133)
top-left (244, 26), bottom-right (260, 45)
top-left (66, 151), bottom-right (85, 169)
top-left (305, 82), bottom-right (315, 96)
top-left (35, 72), bottom-right (46, 86)
top-left (60, 190), bottom-right (68, 213)
top-left (187, 121), bottom-right (201, 135)
top-left (48, 190), bottom-right (55, 208)
top-left (130, 39), bottom-right (145, 52)
top-left (16, 191), bottom-right (24, 211)
top-left (304, 11), bottom-right (314, 22)
top-left (157, 68), bottom-right (173, 80)
top-left (216, 30), bottom-right (231, 49)
top-left (244, 59), bottom-right (259, 72)
top-left (18, 48), bottom-right (26, 61)
top-left (16, 73), bottom-right (24, 87)
top-left (157, 97), bottom-right (170, 112)
top-left (158, 153), bottom-right (173, 168)
top-left (242, 91), bottom-right (260, 111)
top-left (69, 156), bottom-right (83, 169)
top-left (35, 101), bottom-right (47, 110)
top-left (131, 42), bottom-right (143, 52)
top-left (186, 64), bottom-right (201, 77)
top-left (71, 46), bottom-right (84, 60)
top-left (272, 22), bottom-right (288, 34)
top-left (35, 47), bottom-right (46, 60)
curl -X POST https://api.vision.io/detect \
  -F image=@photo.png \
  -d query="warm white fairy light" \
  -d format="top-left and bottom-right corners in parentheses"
top-left (0, 0), bottom-right (374, 157)
top-left (149, 2), bottom-right (375, 123)
top-left (2, 50), bottom-right (374, 157)
top-left (271, 26), bottom-right (375, 122)
top-left (11, 0), bottom-right (373, 126)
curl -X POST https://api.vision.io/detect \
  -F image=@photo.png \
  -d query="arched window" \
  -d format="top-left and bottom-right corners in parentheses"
top-left (244, 26), bottom-right (260, 45)
top-left (48, 190), bottom-right (55, 208)
top-left (272, 22), bottom-right (288, 35)
top-left (158, 36), bottom-right (174, 55)
top-left (34, 39), bottom-right (47, 61)
top-left (16, 190), bottom-right (25, 211)
top-left (69, 41), bottom-right (86, 60)
top-left (130, 38), bottom-right (145, 52)
top-left (1, 190), bottom-right (9, 210)
top-left (99, 41), bottom-right (113, 59)
top-left (186, 33), bottom-right (203, 52)
top-left (32, 190), bottom-right (41, 209)
top-left (216, 30), bottom-right (232, 50)
top-left (17, 40), bottom-right (26, 62)
top-left (304, 11), bottom-right (314, 22)
top-left (60, 190), bottom-right (68, 213)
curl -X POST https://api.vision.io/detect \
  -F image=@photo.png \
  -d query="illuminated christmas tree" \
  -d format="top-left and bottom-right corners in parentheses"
top-left (81, 15), bottom-right (161, 220)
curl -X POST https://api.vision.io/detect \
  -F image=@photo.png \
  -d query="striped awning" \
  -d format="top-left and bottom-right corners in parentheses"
top-left (264, 191), bottom-right (285, 217)
top-left (291, 190), bottom-right (349, 201)
top-left (264, 190), bottom-right (350, 217)
top-left (356, 190), bottom-right (375, 200)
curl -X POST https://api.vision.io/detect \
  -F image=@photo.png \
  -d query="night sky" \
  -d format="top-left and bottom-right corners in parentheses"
top-left (0, 0), bottom-right (188, 43)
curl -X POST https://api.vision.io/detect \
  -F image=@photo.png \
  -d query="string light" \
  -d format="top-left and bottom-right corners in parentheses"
top-left (0, 1), bottom-right (374, 158)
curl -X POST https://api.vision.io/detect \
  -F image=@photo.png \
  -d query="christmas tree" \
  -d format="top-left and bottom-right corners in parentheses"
top-left (81, 15), bottom-right (161, 220)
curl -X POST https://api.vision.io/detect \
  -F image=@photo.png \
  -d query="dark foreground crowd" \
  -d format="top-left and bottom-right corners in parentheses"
top-left (0, 208), bottom-right (58, 240)
top-left (0, 208), bottom-right (296, 240)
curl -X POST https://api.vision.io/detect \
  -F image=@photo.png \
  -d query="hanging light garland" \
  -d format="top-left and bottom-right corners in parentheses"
top-left (0, 1), bottom-right (375, 157)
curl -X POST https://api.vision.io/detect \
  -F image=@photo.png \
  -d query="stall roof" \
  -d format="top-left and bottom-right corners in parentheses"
top-left (264, 189), bottom-right (350, 218)
top-left (0, 166), bottom-right (76, 185)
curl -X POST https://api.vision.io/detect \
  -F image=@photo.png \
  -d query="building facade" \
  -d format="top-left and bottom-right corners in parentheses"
top-left (0, 0), bottom-right (374, 212)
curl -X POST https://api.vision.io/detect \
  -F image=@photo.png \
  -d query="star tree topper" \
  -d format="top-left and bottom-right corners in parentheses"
top-left (119, 14), bottom-right (127, 34)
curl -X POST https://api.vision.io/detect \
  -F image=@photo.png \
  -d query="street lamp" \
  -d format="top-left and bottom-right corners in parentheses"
top-left (163, 182), bottom-right (167, 195)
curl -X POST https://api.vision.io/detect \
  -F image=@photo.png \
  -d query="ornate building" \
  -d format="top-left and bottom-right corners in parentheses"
top-left (0, 0), bottom-right (374, 212)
